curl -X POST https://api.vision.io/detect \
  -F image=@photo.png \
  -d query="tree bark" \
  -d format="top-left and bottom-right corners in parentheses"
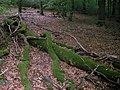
top-left (97, 0), bottom-right (106, 26)
top-left (107, 0), bottom-right (110, 17)
top-left (68, 0), bottom-right (74, 21)
top-left (18, 0), bottom-right (22, 13)
top-left (18, 41), bottom-right (32, 90)
top-left (27, 32), bottom-right (120, 85)
top-left (112, 0), bottom-right (117, 16)
top-left (40, 0), bottom-right (44, 15)
top-left (83, 0), bottom-right (86, 14)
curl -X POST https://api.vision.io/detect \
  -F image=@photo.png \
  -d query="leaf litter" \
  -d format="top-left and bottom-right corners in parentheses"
top-left (0, 8), bottom-right (120, 90)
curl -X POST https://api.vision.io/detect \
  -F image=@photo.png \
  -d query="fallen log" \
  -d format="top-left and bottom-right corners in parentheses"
top-left (18, 40), bottom-right (32, 90)
top-left (1, 16), bottom-right (120, 87)
top-left (27, 32), bottom-right (120, 85)
top-left (45, 32), bottom-right (65, 83)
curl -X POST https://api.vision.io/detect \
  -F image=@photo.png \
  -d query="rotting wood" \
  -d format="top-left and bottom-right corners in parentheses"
top-left (18, 35), bottom-right (32, 90)
top-left (45, 32), bottom-right (65, 83)
top-left (0, 16), bottom-right (120, 88)
top-left (27, 32), bottom-right (120, 86)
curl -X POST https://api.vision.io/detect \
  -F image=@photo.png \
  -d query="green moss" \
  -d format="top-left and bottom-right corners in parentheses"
top-left (0, 77), bottom-right (7, 84)
top-left (19, 23), bottom-right (27, 34)
top-left (53, 41), bottom-right (74, 50)
top-left (0, 60), bottom-right (4, 65)
top-left (18, 61), bottom-right (32, 90)
top-left (45, 82), bottom-right (54, 90)
top-left (0, 49), bottom-right (9, 58)
top-left (27, 32), bottom-right (120, 84)
top-left (67, 80), bottom-right (76, 90)
top-left (52, 43), bottom-right (97, 71)
top-left (18, 43), bottom-right (32, 90)
top-left (52, 43), bottom-right (120, 79)
top-left (25, 31), bottom-right (38, 37)
top-left (21, 44), bottom-right (30, 61)
top-left (45, 32), bottom-right (65, 83)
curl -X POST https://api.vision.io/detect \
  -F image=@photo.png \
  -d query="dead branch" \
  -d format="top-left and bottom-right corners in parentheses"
top-left (0, 67), bottom-right (8, 76)
top-left (63, 31), bottom-right (88, 53)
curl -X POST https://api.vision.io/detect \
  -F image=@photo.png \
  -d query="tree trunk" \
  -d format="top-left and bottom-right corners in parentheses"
top-left (112, 0), bottom-right (117, 16)
top-left (118, 0), bottom-right (120, 22)
top-left (18, 0), bottom-right (22, 13)
top-left (68, 0), bottom-right (74, 21)
top-left (97, 0), bottom-right (106, 27)
top-left (27, 32), bottom-right (120, 85)
top-left (40, 0), bottom-right (44, 15)
top-left (107, 0), bottom-right (111, 18)
top-left (83, 0), bottom-right (86, 14)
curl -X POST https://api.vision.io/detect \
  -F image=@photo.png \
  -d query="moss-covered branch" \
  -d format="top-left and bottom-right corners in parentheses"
top-left (45, 32), bottom-right (65, 83)
top-left (27, 32), bottom-right (120, 85)
top-left (1, 16), bottom-right (120, 87)
top-left (18, 43), bottom-right (32, 90)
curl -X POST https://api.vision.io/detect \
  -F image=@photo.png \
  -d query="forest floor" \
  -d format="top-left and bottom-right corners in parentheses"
top-left (0, 8), bottom-right (120, 90)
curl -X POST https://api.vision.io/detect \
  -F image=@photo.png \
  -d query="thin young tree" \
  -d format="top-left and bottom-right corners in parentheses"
top-left (112, 0), bottom-right (117, 16)
top-left (40, 0), bottom-right (44, 15)
top-left (18, 0), bottom-right (22, 13)
top-left (83, 0), bottom-right (86, 14)
top-left (97, 0), bottom-right (106, 26)
top-left (118, 0), bottom-right (120, 22)
top-left (68, 0), bottom-right (74, 21)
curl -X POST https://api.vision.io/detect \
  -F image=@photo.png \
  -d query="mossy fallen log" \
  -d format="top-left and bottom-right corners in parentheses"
top-left (27, 32), bottom-right (120, 85)
top-left (45, 32), bottom-right (65, 83)
top-left (53, 41), bottom-right (74, 50)
top-left (18, 43), bottom-right (32, 90)
top-left (0, 49), bottom-right (9, 58)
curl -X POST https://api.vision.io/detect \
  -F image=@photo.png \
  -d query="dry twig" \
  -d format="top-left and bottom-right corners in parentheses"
top-left (0, 67), bottom-right (8, 76)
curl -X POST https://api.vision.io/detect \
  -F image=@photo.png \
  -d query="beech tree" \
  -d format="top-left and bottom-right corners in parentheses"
top-left (118, 0), bottom-right (120, 22)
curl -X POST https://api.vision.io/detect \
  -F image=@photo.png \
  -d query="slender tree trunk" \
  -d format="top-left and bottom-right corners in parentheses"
top-left (68, 0), bottom-right (74, 21)
top-left (97, 0), bottom-right (106, 27)
top-left (83, 0), bottom-right (86, 14)
top-left (107, 0), bottom-right (110, 17)
top-left (40, 0), bottom-right (44, 15)
top-left (109, 0), bottom-right (112, 17)
top-left (112, 0), bottom-right (117, 16)
top-left (18, 0), bottom-right (22, 13)
top-left (118, 0), bottom-right (120, 22)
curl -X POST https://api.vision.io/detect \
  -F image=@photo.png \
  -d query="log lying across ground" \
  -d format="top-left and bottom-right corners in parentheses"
top-left (45, 32), bottom-right (65, 83)
top-left (18, 42), bottom-right (32, 90)
top-left (27, 32), bottom-right (120, 85)
top-left (0, 16), bottom-right (120, 89)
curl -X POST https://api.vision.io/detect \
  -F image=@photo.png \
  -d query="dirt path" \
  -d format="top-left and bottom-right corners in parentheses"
top-left (0, 9), bottom-right (120, 90)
